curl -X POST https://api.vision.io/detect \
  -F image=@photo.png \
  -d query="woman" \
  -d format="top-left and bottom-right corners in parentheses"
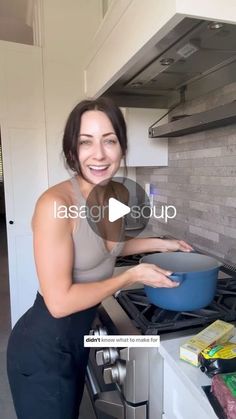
top-left (7, 97), bottom-right (192, 419)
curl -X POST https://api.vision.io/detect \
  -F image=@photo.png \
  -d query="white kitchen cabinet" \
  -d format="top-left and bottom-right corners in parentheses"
top-left (158, 336), bottom-right (222, 419)
top-left (0, 53), bottom-right (6, 120)
top-left (3, 45), bottom-right (45, 128)
top-left (122, 107), bottom-right (168, 167)
top-left (163, 362), bottom-right (216, 419)
top-left (85, 0), bottom-right (236, 98)
top-left (0, 41), bottom-right (48, 326)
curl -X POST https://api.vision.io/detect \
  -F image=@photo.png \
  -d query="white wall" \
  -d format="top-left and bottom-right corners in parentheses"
top-left (41, 0), bottom-right (102, 185)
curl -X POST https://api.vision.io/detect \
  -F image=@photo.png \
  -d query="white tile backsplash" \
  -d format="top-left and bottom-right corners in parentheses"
top-left (136, 82), bottom-right (236, 263)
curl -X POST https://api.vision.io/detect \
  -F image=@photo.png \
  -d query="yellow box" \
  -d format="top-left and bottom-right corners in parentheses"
top-left (180, 320), bottom-right (235, 367)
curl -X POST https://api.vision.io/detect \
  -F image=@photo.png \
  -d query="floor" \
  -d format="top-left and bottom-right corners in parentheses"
top-left (0, 216), bottom-right (96, 419)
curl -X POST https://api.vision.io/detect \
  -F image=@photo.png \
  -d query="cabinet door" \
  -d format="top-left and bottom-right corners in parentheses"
top-left (163, 363), bottom-right (216, 419)
top-left (0, 41), bottom-right (48, 326)
top-left (123, 107), bottom-right (168, 167)
top-left (3, 45), bottom-right (45, 127)
top-left (0, 53), bottom-right (6, 120)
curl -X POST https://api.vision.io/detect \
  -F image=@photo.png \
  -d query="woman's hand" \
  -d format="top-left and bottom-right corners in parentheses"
top-left (128, 263), bottom-right (179, 288)
top-left (162, 239), bottom-right (193, 253)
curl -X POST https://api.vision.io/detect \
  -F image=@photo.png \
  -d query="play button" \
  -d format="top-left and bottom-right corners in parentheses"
top-left (108, 198), bottom-right (130, 222)
top-left (85, 176), bottom-right (150, 242)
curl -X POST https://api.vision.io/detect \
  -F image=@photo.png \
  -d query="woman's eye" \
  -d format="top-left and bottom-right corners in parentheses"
top-left (79, 140), bottom-right (91, 145)
top-left (105, 139), bottom-right (117, 144)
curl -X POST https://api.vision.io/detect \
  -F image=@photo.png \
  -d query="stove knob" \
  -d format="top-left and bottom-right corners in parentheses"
top-left (108, 348), bottom-right (120, 364)
top-left (89, 325), bottom-right (108, 336)
top-left (103, 360), bottom-right (126, 386)
top-left (96, 348), bottom-right (119, 366)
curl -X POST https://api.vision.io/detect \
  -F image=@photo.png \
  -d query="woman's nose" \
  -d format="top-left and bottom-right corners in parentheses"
top-left (93, 143), bottom-right (106, 159)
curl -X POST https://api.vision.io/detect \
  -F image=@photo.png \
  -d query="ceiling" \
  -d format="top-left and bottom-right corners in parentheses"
top-left (0, 0), bottom-right (34, 44)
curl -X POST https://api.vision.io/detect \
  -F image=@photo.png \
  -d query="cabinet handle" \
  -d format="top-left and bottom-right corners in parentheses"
top-left (9, 220), bottom-right (14, 224)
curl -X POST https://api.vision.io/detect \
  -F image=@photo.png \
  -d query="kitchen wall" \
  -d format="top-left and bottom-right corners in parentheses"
top-left (136, 82), bottom-right (236, 263)
top-left (41, 0), bottom-right (102, 185)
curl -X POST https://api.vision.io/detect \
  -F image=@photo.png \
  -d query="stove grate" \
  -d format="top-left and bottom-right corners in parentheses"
top-left (116, 278), bottom-right (236, 335)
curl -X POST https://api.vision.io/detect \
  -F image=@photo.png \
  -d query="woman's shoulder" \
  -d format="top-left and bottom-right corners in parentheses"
top-left (32, 179), bottom-right (74, 227)
top-left (37, 179), bottom-right (73, 207)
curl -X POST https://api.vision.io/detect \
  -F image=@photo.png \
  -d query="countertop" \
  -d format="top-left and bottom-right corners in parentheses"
top-left (159, 333), bottom-right (236, 418)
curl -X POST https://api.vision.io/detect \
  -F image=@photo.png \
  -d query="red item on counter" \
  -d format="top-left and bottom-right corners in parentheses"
top-left (211, 372), bottom-right (236, 419)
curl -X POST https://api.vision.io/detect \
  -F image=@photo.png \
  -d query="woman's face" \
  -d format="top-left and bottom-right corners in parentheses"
top-left (78, 110), bottom-right (123, 185)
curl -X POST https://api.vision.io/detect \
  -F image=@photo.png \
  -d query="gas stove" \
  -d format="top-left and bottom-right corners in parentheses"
top-left (116, 274), bottom-right (236, 336)
top-left (114, 252), bottom-right (236, 336)
top-left (86, 251), bottom-right (236, 419)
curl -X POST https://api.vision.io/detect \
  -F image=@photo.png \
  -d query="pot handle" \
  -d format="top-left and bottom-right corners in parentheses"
top-left (168, 273), bottom-right (185, 284)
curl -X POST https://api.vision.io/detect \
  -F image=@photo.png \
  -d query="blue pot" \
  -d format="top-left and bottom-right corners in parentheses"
top-left (140, 252), bottom-right (221, 311)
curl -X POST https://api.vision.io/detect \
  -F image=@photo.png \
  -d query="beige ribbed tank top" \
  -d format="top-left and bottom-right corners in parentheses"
top-left (70, 176), bottom-right (125, 283)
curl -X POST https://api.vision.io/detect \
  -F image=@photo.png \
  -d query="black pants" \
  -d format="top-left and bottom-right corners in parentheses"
top-left (7, 292), bottom-right (97, 419)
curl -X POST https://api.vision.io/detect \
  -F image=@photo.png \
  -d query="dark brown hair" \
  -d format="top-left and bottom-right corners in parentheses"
top-left (62, 97), bottom-right (128, 176)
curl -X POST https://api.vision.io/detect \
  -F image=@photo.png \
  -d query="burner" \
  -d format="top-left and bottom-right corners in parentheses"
top-left (115, 254), bottom-right (143, 267)
top-left (116, 251), bottom-right (160, 267)
top-left (116, 275), bottom-right (236, 335)
top-left (223, 296), bottom-right (236, 311)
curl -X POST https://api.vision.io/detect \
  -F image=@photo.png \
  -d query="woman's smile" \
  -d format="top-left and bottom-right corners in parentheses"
top-left (88, 164), bottom-right (111, 177)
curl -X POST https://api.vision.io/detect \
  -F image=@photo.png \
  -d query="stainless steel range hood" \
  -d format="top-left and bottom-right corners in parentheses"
top-left (149, 101), bottom-right (236, 137)
top-left (104, 18), bottom-right (236, 109)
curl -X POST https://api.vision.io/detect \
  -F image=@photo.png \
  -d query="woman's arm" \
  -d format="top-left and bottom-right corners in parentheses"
top-left (32, 191), bottom-right (177, 318)
top-left (120, 237), bottom-right (193, 256)
top-left (32, 191), bottom-right (135, 317)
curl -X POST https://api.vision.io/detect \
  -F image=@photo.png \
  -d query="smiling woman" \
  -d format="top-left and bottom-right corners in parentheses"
top-left (77, 111), bottom-right (123, 182)
top-left (6, 96), bottom-right (192, 419)
top-left (62, 97), bottom-right (128, 180)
